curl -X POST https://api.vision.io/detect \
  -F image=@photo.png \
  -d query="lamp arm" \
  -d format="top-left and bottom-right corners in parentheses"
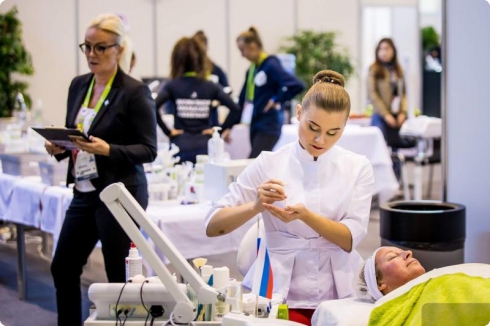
top-left (100, 183), bottom-right (221, 324)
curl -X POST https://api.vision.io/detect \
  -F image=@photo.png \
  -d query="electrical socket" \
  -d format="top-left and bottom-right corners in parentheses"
top-left (109, 304), bottom-right (150, 318)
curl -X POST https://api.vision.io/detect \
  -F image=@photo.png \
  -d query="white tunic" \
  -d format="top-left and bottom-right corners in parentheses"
top-left (204, 141), bottom-right (374, 308)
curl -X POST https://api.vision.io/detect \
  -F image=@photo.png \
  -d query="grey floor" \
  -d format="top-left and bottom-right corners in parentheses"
top-left (0, 162), bottom-right (441, 326)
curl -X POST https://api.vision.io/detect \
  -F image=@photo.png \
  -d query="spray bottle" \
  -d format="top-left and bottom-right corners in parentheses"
top-left (125, 242), bottom-right (142, 281)
top-left (207, 127), bottom-right (224, 163)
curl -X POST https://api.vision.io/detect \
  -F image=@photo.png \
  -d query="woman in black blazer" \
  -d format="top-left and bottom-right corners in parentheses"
top-left (44, 14), bottom-right (157, 326)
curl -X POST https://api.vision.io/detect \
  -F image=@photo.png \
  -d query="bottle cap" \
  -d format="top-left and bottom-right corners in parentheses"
top-left (277, 304), bottom-right (289, 320)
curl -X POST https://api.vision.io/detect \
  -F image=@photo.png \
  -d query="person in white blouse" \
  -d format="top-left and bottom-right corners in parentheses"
top-left (205, 70), bottom-right (374, 325)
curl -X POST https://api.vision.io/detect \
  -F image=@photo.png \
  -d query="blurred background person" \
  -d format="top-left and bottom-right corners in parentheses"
top-left (155, 37), bottom-right (240, 164)
top-left (367, 38), bottom-right (412, 179)
top-left (235, 26), bottom-right (305, 158)
top-left (192, 30), bottom-right (231, 127)
top-left (45, 13), bottom-right (157, 325)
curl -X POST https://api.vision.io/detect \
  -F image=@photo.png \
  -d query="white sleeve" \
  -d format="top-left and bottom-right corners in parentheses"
top-left (204, 154), bottom-right (265, 228)
top-left (339, 158), bottom-right (375, 250)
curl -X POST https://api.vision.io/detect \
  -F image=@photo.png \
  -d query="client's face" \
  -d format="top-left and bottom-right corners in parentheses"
top-left (376, 246), bottom-right (426, 295)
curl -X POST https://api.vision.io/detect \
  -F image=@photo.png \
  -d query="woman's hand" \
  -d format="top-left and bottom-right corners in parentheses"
top-left (253, 179), bottom-right (287, 213)
top-left (397, 113), bottom-right (406, 127)
top-left (263, 203), bottom-right (310, 223)
top-left (70, 135), bottom-right (110, 156)
top-left (44, 140), bottom-right (65, 156)
top-left (384, 114), bottom-right (397, 128)
top-left (263, 99), bottom-right (281, 113)
top-left (221, 128), bottom-right (231, 143)
top-left (170, 129), bottom-right (184, 137)
top-left (201, 128), bottom-right (214, 136)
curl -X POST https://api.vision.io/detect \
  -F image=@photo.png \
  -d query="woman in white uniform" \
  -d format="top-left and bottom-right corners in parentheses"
top-left (205, 70), bottom-right (374, 325)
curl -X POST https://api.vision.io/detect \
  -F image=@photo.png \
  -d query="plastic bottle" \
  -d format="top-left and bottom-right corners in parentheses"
top-left (33, 99), bottom-right (44, 127)
top-left (212, 266), bottom-right (230, 321)
top-left (125, 242), bottom-right (142, 281)
top-left (207, 127), bottom-right (224, 163)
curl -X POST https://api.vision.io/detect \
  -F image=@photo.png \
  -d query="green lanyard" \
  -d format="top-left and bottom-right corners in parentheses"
top-left (183, 71), bottom-right (197, 77)
top-left (246, 52), bottom-right (268, 102)
top-left (79, 72), bottom-right (116, 132)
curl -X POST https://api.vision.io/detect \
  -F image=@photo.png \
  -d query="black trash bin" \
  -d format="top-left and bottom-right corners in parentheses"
top-left (380, 201), bottom-right (465, 271)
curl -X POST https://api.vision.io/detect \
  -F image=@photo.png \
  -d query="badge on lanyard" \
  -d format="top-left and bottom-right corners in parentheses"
top-left (74, 151), bottom-right (99, 181)
top-left (241, 102), bottom-right (254, 125)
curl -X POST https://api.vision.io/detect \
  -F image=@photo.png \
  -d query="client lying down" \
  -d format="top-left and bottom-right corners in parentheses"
top-left (356, 246), bottom-right (490, 325)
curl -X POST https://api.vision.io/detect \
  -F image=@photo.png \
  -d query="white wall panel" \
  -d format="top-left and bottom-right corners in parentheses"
top-left (228, 0), bottom-right (295, 97)
top-left (297, 0), bottom-right (361, 112)
top-left (155, 0), bottom-right (227, 78)
top-left (78, 0), bottom-right (154, 79)
top-left (1, 0), bottom-right (77, 126)
top-left (446, 0), bottom-right (490, 263)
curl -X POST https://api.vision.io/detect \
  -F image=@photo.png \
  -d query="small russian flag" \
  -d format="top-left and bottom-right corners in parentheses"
top-left (251, 237), bottom-right (274, 299)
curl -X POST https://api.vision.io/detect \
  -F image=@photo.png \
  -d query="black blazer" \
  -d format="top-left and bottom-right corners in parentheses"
top-left (56, 68), bottom-right (157, 190)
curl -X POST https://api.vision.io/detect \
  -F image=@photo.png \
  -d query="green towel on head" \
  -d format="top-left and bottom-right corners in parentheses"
top-left (368, 273), bottom-right (490, 326)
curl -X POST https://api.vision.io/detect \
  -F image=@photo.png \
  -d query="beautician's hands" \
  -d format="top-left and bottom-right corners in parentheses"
top-left (263, 203), bottom-right (310, 223)
top-left (253, 179), bottom-right (287, 213)
top-left (70, 135), bottom-right (110, 156)
top-left (44, 140), bottom-right (65, 155)
top-left (170, 129), bottom-right (184, 137)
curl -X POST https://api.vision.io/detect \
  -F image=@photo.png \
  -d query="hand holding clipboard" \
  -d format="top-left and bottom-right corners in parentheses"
top-left (32, 127), bottom-right (110, 156)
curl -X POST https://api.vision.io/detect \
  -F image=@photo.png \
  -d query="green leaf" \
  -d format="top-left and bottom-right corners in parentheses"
top-left (0, 6), bottom-right (35, 117)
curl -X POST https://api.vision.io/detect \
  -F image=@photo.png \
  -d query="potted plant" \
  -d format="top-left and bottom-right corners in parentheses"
top-left (0, 7), bottom-right (34, 118)
top-left (279, 30), bottom-right (355, 92)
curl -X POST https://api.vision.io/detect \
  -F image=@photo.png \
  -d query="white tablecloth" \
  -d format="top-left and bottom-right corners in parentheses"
top-left (225, 124), bottom-right (398, 203)
top-left (146, 201), bottom-right (255, 265)
top-left (0, 174), bottom-right (253, 264)
top-left (4, 176), bottom-right (47, 228)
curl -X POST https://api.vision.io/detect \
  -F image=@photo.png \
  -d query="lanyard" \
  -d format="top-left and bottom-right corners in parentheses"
top-left (82, 72), bottom-right (116, 114)
top-left (183, 71), bottom-right (212, 79)
top-left (79, 72), bottom-right (116, 133)
top-left (246, 52), bottom-right (268, 102)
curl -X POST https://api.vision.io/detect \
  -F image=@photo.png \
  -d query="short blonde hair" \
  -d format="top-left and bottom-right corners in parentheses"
top-left (88, 13), bottom-right (134, 73)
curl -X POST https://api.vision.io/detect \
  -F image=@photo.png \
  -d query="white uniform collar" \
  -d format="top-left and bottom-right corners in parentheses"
top-left (294, 140), bottom-right (335, 163)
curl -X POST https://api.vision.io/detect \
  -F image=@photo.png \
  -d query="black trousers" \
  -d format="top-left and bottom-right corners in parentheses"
top-left (51, 184), bottom-right (148, 326)
top-left (249, 131), bottom-right (281, 159)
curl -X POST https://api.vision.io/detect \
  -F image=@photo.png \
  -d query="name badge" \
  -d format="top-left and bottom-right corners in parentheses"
top-left (74, 151), bottom-right (99, 181)
top-left (241, 102), bottom-right (254, 125)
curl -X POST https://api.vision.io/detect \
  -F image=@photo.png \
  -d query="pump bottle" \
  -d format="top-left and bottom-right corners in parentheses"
top-left (208, 127), bottom-right (224, 163)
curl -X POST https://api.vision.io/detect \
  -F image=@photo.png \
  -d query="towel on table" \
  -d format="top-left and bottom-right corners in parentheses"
top-left (368, 273), bottom-right (490, 326)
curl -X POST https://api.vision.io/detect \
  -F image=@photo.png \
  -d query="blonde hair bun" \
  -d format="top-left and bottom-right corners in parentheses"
top-left (312, 70), bottom-right (345, 88)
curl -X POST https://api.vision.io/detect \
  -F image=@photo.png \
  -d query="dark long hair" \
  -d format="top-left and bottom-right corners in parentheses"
top-left (372, 38), bottom-right (403, 79)
top-left (192, 30), bottom-right (213, 75)
top-left (170, 37), bottom-right (209, 79)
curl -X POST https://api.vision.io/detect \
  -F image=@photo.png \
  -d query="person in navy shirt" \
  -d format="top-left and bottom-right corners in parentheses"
top-left (232, 26), bottom-right (305, 158)
top-left (192, 30), bottom-right (232, 126)
top-left (155, 37), bottom-right (240, 163)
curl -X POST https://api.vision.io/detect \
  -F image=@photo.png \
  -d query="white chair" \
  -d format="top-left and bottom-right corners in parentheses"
top-left (236, 218), bottom-right (264, 277)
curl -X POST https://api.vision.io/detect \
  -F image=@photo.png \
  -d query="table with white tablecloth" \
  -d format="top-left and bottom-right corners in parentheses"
top-left (225, 124), bottom-right (398, 203)
top-left (0, 173), bottom-right (256, 297)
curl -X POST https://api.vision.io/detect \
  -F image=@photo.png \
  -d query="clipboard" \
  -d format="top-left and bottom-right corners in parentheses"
top-left (31, 127), bottom-right (91, 150)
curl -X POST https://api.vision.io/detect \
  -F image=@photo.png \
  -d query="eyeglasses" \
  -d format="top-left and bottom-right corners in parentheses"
top-left (79, 43), bottom-right (118, 55)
